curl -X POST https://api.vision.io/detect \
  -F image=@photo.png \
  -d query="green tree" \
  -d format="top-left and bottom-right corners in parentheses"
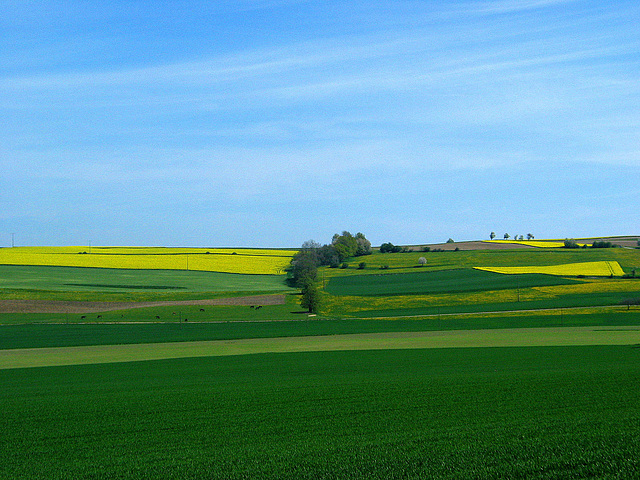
top-left (332, 231), bottom-right (358, 262)
top-left (355, 232), bottom-right (372, 256)
top-left (300, 279), bottom-right (321, 313)
top-left (288, 244), bottom-right (319, 287)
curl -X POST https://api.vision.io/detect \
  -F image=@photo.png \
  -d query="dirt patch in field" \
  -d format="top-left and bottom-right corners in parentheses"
top-left (0, 294), bottom-right (286, 314)
top-left (406, 241), bottom-right (534, 251)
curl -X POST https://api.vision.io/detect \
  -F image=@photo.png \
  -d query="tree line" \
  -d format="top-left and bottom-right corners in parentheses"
top-left (287, 231), bottom-right (372, 313)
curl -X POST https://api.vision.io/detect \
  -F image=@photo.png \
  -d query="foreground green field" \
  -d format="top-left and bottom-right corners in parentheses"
top-left (2, 346), bottom-right (639, 479)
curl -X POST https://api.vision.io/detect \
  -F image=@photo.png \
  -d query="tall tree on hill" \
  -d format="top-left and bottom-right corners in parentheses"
top-left (332, 231), bottom-right (358, 262)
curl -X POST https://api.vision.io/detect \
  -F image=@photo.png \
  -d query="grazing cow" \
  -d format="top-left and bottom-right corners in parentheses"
top-left (256, 305), bottom-right (262, 310)
top-left (250, 305), bottom-right (255, 309)
top-left (80, 315), bottom-right (86, 319)
top-left (97, 315), bottom-right (102, 319)
top-left (199, 308), bottom-right (205, 312)
top-left (184, 318), bottom-right (188, 322)
top-left (155, 315), bottom-right (160, 319)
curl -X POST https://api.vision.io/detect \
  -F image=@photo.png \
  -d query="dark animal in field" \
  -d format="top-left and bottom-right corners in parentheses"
top-left (155, 315), bottom-right (160, 319)
top-left (184, 318), bottom-right (188, 322)
top-left (199, 308), bottom-right (205, 312)
top-left (97, 315), bottom-right (102, 319)
top-left (80, 315), bottom-right (86, 319)
top-left (256, 305), bottom-right (262, 310)
top-left (250, 305), bottom-right (255, 309)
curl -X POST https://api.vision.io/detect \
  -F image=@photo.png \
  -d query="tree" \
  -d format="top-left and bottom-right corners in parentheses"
top-left (332, 231), bottom-right (358, 262)
top-left (490, 232), bottom-right (496, 240)
top-left (504, 233), bottom-right (510, 240)
top-left (380, 242), bottom-right (402, 253)
top-left (527, 233), bottom-right (534, 240)
top-left (288, 243), bottom-right (320, 287)
top-left (446, 238), bottom-right (455, 243)
top-left (300, 279), bottom-right (321, 313)
top-left (563, 238), bottom-right (579, 249)
top-left (354, 232), bottom-right (372, 256)
top-left (418, 257), bottom-right (427, 267)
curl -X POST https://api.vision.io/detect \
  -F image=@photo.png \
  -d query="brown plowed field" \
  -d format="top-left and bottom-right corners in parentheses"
top-left (0, 294), bottom-right (286, 314)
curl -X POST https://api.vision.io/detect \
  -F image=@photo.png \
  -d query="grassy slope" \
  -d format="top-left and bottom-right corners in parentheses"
top-left (0, 309), bottom-right (639, 350)
top-left (0, 265), bottom-right (292, 302)
top-left (4, 326), bottom-right (640, 369)
top-left (325, 268), bottom-right (580, 296)
top-left (322, 247), bottom-right (640, 317)
top-left (2, 347), bottom-right (639, 479)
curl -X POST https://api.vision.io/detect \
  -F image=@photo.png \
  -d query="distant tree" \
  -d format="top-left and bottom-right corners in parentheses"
top-left (422, 246), bottom-right (431, 252)
top-left (380, 242), bottom-right (402, 253)
top-left (591, 240), bottom-right (614, 249)
top-left (300, 279), bottom-right (321, 313)
top-left (563, 238), bottom-right (580, 249)
top-left (490, 232), bottom-right (496, 240)
top-left (288, 246), bottom-right (319, 287)
top-left (332, 231), bottom-right (358, 262)
top-left (527, 233), bottom-right (534, 240)
top-left (504, 233), bottom-right (510, 240)
top-left (446, 238), bottom-right (455, 243)
top-left (358, 262), bottom-right (366, 269)
top-left (418, 257), bottom-right (427, 267)
top-left (620, 298), bottom-right (640, 310)
top-left (354, 232), bottom-right (372, 256)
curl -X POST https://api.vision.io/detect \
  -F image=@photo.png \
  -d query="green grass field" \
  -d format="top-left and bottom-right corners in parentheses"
top-left (2, 346), bottom-right (640, 479)
top-left (0, 265), bottom-right (291, 301)
top-left (325, 268), bottom-right (581, 296)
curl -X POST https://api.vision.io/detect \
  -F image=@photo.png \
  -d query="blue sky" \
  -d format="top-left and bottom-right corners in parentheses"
top-left (2, 0), bottom-right (639, 247)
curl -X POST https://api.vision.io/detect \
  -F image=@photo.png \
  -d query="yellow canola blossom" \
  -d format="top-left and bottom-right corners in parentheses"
top-left (0, 247), bottom-right (293, 275)
top-left (475, 261), bottom-right (624, 277)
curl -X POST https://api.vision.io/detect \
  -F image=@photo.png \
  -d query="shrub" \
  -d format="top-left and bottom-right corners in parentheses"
top-left (591, 240), bottom-right (614, 248)
top-left (380, 242), bottom-right (403, 253)
top-left (358, 262), bottom-right (366, 270)
top-left (380, 265), bottom-right (390, 270)
top-left (563, 239), bottom-right (580, 249)
top-left (340, 263), bottom-right (349, 269)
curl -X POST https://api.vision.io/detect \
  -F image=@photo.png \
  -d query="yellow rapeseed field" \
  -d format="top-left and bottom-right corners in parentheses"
top-left (474, 261), bottom-right (624, 277)
top-left (0, 247), bottom-right (295, 275)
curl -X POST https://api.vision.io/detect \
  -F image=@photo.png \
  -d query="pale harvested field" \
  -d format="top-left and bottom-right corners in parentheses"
top-left (2, 326), bottom-right (640, 369)
top-left (410, 241), bottom-right (534, 251)
top-left (0, 294), bottom-right (285, 314)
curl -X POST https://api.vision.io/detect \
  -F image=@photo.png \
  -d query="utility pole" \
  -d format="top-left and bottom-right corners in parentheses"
top-left (11, 233), bottom-right (15, 248)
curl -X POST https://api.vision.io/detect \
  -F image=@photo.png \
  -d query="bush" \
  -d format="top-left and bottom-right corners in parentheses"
top-left (380, 265), bottom-right (390, 270)
top-left (380, 242), bottom-right (403, 253)
top-left (340, 263), bottom-right (349, 269)
top-left (358, 262), bottom-right (366, 270)
top-left (564, 239), bottom-right (580, 249)
top-left (591, 240), bottom-right (614, 248)
top-left (422, 246), bottom-right (430, 252)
